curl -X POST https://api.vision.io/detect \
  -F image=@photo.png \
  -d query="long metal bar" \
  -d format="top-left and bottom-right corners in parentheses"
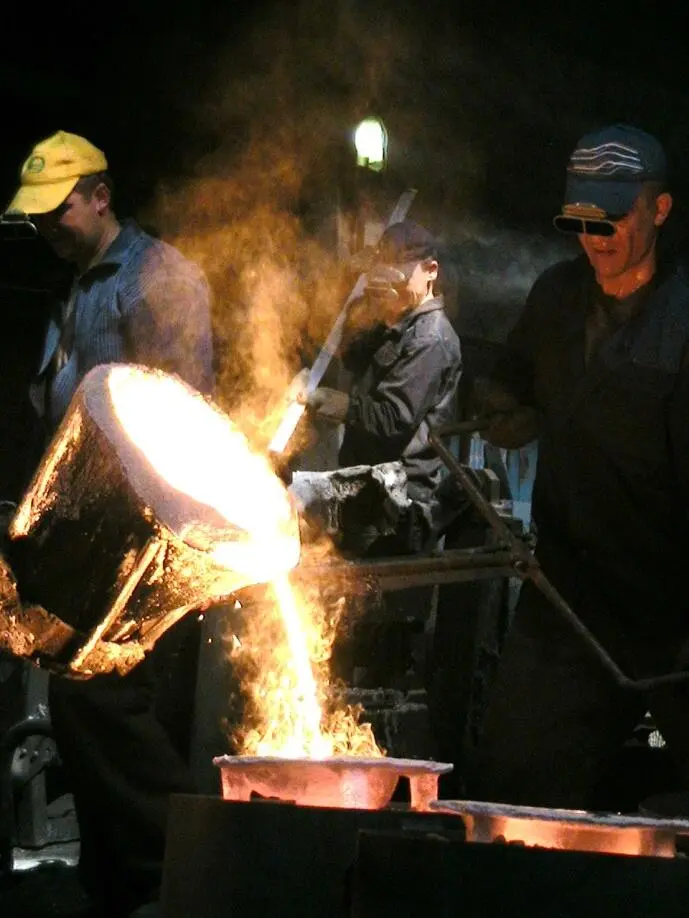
top-left (268, 189), bottom-right (418, 454)
top-left (429, 428), bottom-right (689, 692)
top-left (293, 547), bottom-right (518, 594)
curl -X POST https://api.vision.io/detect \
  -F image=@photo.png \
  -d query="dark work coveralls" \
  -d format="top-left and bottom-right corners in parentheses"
top-left (470, 254), bottom-right (689, 809)
top-left (339, 296), bottom-right (462, 552)
top-left (335, 296), bottom-right (462, 684)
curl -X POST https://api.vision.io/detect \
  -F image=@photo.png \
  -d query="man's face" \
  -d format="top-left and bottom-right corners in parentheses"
top-left (33, 186), bottom-right (103, 263)
top-left (366, 258), bottom-right (438, 318)
top-left (404, 259), bottom-right (438, 307)
top-left (577, 188), bottom-right (672, 282)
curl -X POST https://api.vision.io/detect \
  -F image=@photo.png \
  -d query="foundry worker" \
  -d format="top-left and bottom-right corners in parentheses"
top-left (468, 123), bottom-right (689, 811)
top-left (301, 219), bottom-right (462, 554)
top-left (4, 130), bottom-right (213, 917)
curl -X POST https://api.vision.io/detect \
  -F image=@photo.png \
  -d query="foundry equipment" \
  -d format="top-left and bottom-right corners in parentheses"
top-left (4, 351), bottom-right (689, 918)
top-left (0, 362), bottom-right (300, 679)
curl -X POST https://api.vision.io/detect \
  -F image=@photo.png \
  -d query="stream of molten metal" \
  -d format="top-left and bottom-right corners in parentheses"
top-left (270, 574), bottom-right (331, 756)
top-left (108, 365), bottom-right (382, 759)
top-left (231, 570), bottom-right (383, 759)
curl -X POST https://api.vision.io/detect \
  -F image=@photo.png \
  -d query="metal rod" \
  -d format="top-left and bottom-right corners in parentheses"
top-left (294, 547), bottom-right (518, 593)
top-left (429, 432), bottom-right (529, 554)
top-left (268, 188), bottom-right (418, 455)
top-left (428, 428), bottom-right (689, 692)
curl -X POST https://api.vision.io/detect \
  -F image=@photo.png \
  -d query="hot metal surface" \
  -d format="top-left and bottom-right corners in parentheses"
top-left (431, 799), bottom-right (689, 857)
top-left (213, 755), bottom-right (452, 810)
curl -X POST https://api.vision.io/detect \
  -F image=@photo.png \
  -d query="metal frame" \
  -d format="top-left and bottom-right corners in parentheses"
top-left (293, 545), bottom-right (517, 595)
top-left (428, 426), bottom-right (689, 692)
top-left (0, 666), bottom-right (68, 873)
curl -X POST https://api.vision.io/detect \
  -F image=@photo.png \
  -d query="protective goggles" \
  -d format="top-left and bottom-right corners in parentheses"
top-left (364, 262), bottom-right (420, 301)
top-left (0, 212), bottom-right (38, 241)
top-left (553, 214), bottom-right (618, 237)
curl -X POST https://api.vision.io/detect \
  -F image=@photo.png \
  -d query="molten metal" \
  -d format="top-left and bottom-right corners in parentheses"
top-left (214, 755), bottom-right (452, 810)
top-left (432, 800), bottom-right (689, 857)
top-left (229, 573), bottom-right (384, 760)
top-left (3, 364), bottom-right (300, 677)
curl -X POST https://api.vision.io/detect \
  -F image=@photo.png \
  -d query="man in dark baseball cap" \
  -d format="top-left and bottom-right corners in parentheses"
top-left (553, 123), bottom-right (668, 236)
top-left (467, 123), bottom-right (689, 812)
top-left (358, 219), bottom-right (441, 318)
top-left (375, 218), bottom-right (438, 263)
top-left (300, 217), bottom-right (461, 549)
top-left (549, 123), bottom-right (672, 299)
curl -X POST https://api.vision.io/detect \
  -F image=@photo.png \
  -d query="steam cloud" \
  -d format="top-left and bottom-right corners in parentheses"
top-left (141, 1), bottom-right (582, 433)
top-left (442, 219), bottom-right (575, 342)
top-left (141, 2), bottom-right (414, 455)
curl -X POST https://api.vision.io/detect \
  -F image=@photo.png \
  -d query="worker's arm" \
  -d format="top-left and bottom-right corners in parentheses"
top-left (471, 266), bottom-right (559, 449)
top-left (471, 380), bottom-right (541, 449)
top-left (122, 250), bottom-right (215, 395)
top-left (345, 330), bottom-right (460, 454)
top-left (667, 350), bottom-right (689, 521)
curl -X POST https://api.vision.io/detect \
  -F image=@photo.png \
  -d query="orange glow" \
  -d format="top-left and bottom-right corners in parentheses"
top-left (508, 821), bottom-right (670, 855)
top-left (465, 815), bottom-right (676, 857)
top-left (108, 365), bottom-right (300, 582)
top-left (108, 365), bottom-right (379, 759)
top-left (137, 14), bottom-right (406, 757)
top-left (229, 551), bottom-right (383, 759)
top-left (148, 190), bottom-right (345, 458)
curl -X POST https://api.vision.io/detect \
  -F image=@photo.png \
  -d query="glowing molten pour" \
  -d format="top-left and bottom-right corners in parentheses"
top-left (107, 366), bottom-right (300, 581)
top-left (268, 574), bottom-right (333, 757)
top-left (107, 365), bottom-right (380, 760)
top-left (231, 570), bottom-right (383, 759)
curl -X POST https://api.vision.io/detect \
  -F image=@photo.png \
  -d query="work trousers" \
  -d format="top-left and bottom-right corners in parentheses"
top-left (469, 572), bottom-right (689, 810)
top-left (48, 616), bottom-right (199, 914)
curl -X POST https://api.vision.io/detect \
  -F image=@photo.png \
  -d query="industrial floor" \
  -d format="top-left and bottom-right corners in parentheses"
top-left (0, 783), bottom-right (90, 918)
top-left (1, 839), bottom-right (166, 917)
top-left (1, 858), bottom-right (160, 918)
top-left (0, 860), bottom-right (92, 918)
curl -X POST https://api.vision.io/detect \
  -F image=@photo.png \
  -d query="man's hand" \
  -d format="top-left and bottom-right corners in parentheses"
top-left (299, 387), bottom-right (350, 423)
top-left (471, 377), bottom-right (540, 448)
top-left (286, 367), bottom-right (311, 403)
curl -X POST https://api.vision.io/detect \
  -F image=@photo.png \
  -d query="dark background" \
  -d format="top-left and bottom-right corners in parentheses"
top-left (2, 1), bottom-right (688, 290)
top-left (0, 0), bottom-right (689, 225)
top-left (0, 0), bottom-right (687, 495)
top-left (2, 1), bottom-right (688, 234)
top-left (2, 1), bottom-right (688, 312)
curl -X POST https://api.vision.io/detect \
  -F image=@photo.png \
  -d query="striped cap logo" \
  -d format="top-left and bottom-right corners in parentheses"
top-left (569, 142), bottom-right (644, 177)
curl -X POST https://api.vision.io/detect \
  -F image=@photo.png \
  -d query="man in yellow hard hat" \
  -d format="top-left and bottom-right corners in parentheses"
top-left (5, 130), bottom-right (214, 917)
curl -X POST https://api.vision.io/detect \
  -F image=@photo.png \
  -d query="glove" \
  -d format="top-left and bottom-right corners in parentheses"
top-left (301, 387), bottom-right (350, 423)
top-left (285, 367), bottom-right (311, 403)
top-left (471, 378), bottom-right (540, 449)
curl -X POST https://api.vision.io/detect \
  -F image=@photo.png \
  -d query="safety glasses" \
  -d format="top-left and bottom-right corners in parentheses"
top-left (553, 214), bottom-right (618, 237)
top-left (0, 212), bottom-right (38, 241)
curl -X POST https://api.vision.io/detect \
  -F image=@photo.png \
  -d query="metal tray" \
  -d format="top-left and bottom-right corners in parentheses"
top-left (213, 755), bottom-right (452, 810)
top-left (431, 799), bottom-right (689, 857)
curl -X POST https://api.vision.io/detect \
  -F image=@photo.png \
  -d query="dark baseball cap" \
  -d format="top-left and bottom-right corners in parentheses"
top-left (377, 220), bottom-right (438, 264)
top-left (553, 124), bottom-right (667, 236)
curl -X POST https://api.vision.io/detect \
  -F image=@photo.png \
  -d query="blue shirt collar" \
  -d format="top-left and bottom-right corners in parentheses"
top-left (83, 218), bottom-right (142, 275)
